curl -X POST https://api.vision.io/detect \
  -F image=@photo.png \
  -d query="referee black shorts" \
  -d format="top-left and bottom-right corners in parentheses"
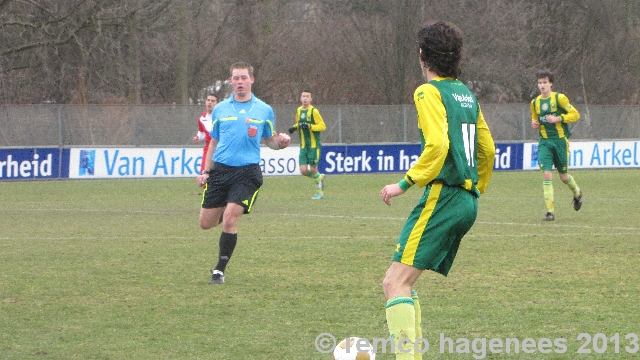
top-left (201, 163), bottom-right (263, 214)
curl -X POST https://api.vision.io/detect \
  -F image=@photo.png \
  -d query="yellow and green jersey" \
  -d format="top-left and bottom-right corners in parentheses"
top-left (530, 92), bottom-right (580, 139)
top-left (294, 106), bottom-right (326, 149)
top-left (402, 77), bottom-right (495, 196)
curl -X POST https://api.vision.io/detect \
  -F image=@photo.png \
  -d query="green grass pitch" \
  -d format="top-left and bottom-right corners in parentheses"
top-left (1, 170), bottom-right (639, 359)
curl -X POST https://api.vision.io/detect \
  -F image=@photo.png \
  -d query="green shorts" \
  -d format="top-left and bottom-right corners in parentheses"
top-left (393, 183), bottom-right (478, 276)
top-left (537, 137), bottom-right (570, 173)
top-left (299, 147), bottom-right (321, 166)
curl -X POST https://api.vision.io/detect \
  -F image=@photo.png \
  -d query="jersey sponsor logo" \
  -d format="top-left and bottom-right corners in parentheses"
top-left (452, 93), bottom-right (474, 103)
top-left (417, 91), bottom-right (425, 100)
top-left (248, 125), bottom-right (258, 137)
top-left (452, 93), bottom-right (474, 108)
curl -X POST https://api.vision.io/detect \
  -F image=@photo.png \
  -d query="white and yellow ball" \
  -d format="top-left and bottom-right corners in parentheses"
top-left (333, 337), bottom-right (376, 360)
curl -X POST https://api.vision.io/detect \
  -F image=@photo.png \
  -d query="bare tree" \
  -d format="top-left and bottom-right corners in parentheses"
top-left (311, 0), bottom-right (424, 104)
top-left (518, 0), bottom-right (640, 105)
top-left (1, 0), bottom-right (639, 105)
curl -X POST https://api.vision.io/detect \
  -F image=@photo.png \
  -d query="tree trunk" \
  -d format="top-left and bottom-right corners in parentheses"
top-left (175, 1), bottom-right (190, 104)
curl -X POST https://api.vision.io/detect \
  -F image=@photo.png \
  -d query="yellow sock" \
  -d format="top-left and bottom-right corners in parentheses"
top-left (564, 175), bottom-right (581, 197)
top-left (411, 291), bottom-right (423, 360)
top-left (386, 297), bottom-right (415, 360)
top-left (543, 180), bottom-right (554, 213)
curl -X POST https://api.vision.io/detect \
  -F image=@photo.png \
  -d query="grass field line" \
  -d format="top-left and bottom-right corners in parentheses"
top-left (2, 235), bottom-right (390, 241)
top-left (3, 230), bottom-right (636, 241)
top-left (3, 207), bottom-right (637, 232)
top-left (475, 220), bottom-right (639, 231)
top-left (1, 207), bottom-right (190, 215)
top-left (0, 236), bottom-right (194, 241)
top-left (280, 212), bottom-right (640, 231)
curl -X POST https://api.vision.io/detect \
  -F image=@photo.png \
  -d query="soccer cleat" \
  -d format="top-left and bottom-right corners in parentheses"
top-left (572, 189), bottom-right (583, 211)
top-left (311, 193), bottom-right (324, 200)
top-left (542, 212), bottom-right (555, 221)
top-left (208, 269), bottom-right (225, 284)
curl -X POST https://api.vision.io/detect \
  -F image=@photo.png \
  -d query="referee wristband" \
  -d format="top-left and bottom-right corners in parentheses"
top-left (398, 178), bottom-right (412, 191)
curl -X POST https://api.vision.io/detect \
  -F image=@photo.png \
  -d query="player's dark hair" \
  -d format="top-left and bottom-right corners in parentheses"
top-left (230, 62), bottom-right (254, 77)
top-left (536, 69), bottom-right (555, 83)
top-left (301, 90), bottom-right (311, 94)
top-left (206, 92), bottom-right (219, 101)
top-left (417, 21), bottom-right (464, 78)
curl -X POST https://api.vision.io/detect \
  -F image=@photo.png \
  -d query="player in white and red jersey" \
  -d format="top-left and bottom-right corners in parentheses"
top-left (192, 93), bottom-right (219, 174)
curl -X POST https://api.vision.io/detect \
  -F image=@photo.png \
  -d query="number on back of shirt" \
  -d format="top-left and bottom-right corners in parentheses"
top-left (461, 123), bottom-right (476, 167)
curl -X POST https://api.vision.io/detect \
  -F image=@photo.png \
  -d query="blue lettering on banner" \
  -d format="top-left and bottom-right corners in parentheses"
top-left (181, 149), bottom-right (193, 174)
top-left (105, 149), bottom-right (118, 175)
top-left (260, 157), bottom-right (298, 174)
top-left (571, 148), bottom-right (584, 167)
top-left (170, 155), bottom-right (180, 174)
top-left (104, 149), bottom-right (145, 176)
top-left (590, 142), bottom-right (639, 166)
top-left (195, 156), bottom-right (202, 173)
top-left (150, 149), bottom-right (206, 175)
top-left (99, 148), bottom-right (201, 177)
top-left (154, 150), bottom-right (168, 175)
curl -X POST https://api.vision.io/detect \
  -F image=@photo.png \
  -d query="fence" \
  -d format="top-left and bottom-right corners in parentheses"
top-left (1, 104), bottom-right (639, 147)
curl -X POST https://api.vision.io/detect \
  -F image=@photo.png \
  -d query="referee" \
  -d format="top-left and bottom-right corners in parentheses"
top-left (196, 62), bottom-right (291, 285)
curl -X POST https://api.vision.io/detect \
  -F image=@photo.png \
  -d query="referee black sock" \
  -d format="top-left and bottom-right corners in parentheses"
top-left (214, 232), bottom-right (237, 273)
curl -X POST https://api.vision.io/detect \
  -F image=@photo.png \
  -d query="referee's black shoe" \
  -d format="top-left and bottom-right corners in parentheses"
top-left (209, 270), bottom-right (225, 284)
top-left (542, 212), bottom-right (555, 221)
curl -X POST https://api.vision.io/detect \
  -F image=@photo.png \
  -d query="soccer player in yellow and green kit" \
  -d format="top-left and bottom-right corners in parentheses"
top-left (379, 21), bottom-right (495, 360)
top-left (288, 90), bottom-right (327, 199)
top-left (530, 70), bottom-right (583, 221)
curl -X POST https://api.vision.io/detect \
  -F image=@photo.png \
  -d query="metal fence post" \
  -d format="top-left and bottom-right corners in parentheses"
top-left (57, 105), bottom-right (63, 147)
top-left (403, 106), bottom-right (408, 143)
top-left (338, 106), bottom-right (342, 144)
top-left (522, 107), bottom-right (526, 141)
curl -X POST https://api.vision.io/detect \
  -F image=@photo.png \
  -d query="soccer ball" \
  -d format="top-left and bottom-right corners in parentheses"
top-left (333, 337), bottom-right (376, 360)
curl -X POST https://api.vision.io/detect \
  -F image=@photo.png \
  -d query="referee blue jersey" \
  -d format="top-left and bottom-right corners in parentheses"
top-left (210, 94), bottom-right (276, 166)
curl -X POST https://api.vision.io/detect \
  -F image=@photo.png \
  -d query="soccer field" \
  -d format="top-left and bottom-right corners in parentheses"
top-left (1, 170), bottom-right (639, 359)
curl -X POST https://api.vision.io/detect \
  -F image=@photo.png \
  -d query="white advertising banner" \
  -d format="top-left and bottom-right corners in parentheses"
top-left (522, 140), bottom-right (640, 170)
top-left (68, 146), bottom-right (300, 179)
